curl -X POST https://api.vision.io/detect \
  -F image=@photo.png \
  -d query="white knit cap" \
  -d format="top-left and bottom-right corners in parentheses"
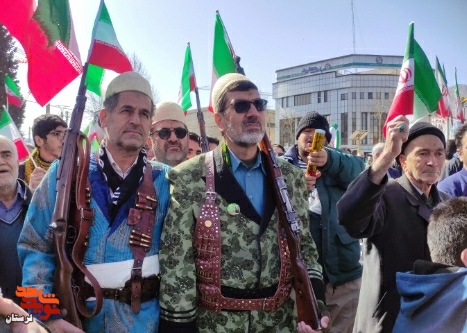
top-left (152, 102), bottom-right (187, 127)
top-left (211, 73), bottom-right (254, 113)
top-left (105, 71), bottom-right (153, 103)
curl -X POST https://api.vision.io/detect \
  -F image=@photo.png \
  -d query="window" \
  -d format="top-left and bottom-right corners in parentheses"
top-left (352, 112), bottom-right (357, 132)
top-left (385, 92), bottom-right (390, 100)
top-left (376, 92), bottom-right (381, 100)
top-left (352, 92), bottom-right (356, 99)
top-left (361, 112), bottom-right (368, 144)
top-left (341, 113), bottom-right (348, 145)
top-left (341, 93), bottom-right (348, 101)
top-left (368, 92), bottom-right (373, 99)
top-left (294, 93), bottom-right (311, 106)
top-left (282, 97), bottom-right (288, 107)
top-left (360, 92), bottom-right (364, 99)
top-left (324, 90), bottom-right (328, 103)
top-left (318, 91), bottom-right (321, 103)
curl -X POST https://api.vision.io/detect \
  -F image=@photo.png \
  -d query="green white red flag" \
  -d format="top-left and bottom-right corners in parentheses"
top-left (383, 23), bottom-right (441, 136)
top-left (208, 11), bottom-right (237, 112)
top-left (4, 75), bottom-right (22, 108)
top-left (178, 43), bottom-right (197, 113)
top-left (0, 108), bottom-right (29, 160)
top-left (83, 118), bottom-right (100, 153)
top-left (435, 57), bottom-right (451, 119)
top-left (0, 0), bottom-right (82, 106)
top-left (85, 0), bottom-right (133, 96)
top-left (455, 68), bottom-right (464, 123)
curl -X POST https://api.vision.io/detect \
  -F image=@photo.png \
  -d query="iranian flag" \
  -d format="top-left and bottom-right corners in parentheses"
top-left (178, 43), bottom-right (197, 113)
top-left (0, 108), bottom-right (29, 160)
top-left (330, 123), bottom-right (341, 149)
top-left (4, 75), bottom-right (22, 108)
top-left (455, 68), bottom-right (465, 123)
top-left (383, 23), bottom-right (441, 136)
top-left (85, 0), bottom-right (133, 96)
top-left (435, 57), bottom-right (451, 119)
top-left (83, 118), bottom-right (101, 153)
top-left (0, 0), bottom-right (82, 106)
top-left (208, 11), bottom-right (237, 112)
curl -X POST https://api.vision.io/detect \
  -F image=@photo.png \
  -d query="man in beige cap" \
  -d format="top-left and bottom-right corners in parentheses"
top-left (150, 101), bottom-right (189, 167)
top-left (159, 73), bottom-right (329, 333)
top-left (18, 72), bottom-right (171, 333)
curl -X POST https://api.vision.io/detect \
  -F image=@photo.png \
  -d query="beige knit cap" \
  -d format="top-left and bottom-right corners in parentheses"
top-left (105, 71), bottom-right (153, 103)
top-left (211, 73), bottom-right (253, 113)
top-left (152, 102), bottom-right (187, 127)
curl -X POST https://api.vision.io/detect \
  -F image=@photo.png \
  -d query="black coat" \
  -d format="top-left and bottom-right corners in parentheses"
top-left (336, 169), bottom-right (450, 333)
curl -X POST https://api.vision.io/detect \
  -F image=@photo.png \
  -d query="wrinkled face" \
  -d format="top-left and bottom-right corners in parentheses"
top-left (400, 135), bottom-right (445, 187)
top-left (214, 89), bottom-right (265, 147)
top-left (0, 138), bottom-right (18, 189)
top-left (151, 120), bottom-right (188, 167)
top-left (99, 91), bottom-right (152, 153)
top-left (187, 139), bottom-right (201, 160)
top-left (36, 125), bottom-right (66, 160)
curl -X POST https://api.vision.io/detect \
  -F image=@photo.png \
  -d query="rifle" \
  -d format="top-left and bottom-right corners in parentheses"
top-left (49, 63), bottom-right (102, 328)
top-left (259, 133), bottom-right (322, 330)
top-left (194, 86), bottom-right (209, 153)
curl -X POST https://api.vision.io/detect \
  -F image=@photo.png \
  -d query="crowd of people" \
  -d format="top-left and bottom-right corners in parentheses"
top-left (0, 71), bottom-right (466, 333)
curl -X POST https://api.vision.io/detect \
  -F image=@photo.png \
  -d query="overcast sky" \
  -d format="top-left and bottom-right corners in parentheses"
top-left (15, 0), bottom-right (467, 135)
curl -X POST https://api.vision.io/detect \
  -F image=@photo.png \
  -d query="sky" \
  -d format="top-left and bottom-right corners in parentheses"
top-left (14, 0), bottom-right (467, 137)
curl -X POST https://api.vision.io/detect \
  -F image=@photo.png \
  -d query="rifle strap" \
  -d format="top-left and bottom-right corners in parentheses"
top-left (127, 163), bottom-right (158, 314)
top-left (195, 151), bottom-right (293, 313)
top-left (72, 133), bottom-right (103, 318)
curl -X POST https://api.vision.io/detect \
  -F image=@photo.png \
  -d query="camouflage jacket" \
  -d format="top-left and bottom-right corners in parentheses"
top-left (159, 146), bottom-right (323, 333)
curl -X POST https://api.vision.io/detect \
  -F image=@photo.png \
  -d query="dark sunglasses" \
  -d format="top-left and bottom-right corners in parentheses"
top-left (226, 98), bottom-right (268, 113)
top-left (151, 127), bottom-right (188, 140)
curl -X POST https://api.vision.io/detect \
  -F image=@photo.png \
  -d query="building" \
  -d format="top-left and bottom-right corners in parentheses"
top-left (273, 54), bottom-right (403, 152)
top-left (184, 107), bottom-right (277, 144)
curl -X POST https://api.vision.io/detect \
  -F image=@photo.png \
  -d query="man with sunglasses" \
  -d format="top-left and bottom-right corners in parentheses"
top-left (150, 101), bottom-right (189, 167)
top-left (18, 72), bottom-right (171, 332)
top-left (282, 111), bottom-right (364, 333)
top-left (19, 114), bottom-right (67, 190)
top-left (159, 73), bottom-right (328, 333)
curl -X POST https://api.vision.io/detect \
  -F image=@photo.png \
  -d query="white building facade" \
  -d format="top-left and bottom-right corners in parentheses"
top-left (273, 54), bottom-right (403, 152)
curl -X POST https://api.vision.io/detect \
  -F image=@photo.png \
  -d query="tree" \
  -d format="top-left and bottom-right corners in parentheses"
top-left (84, 53), bottom-right (160, 123)
top-left (0, 24), bottom-right (26, 128)
top-left (369, 97), bottom-right (391, 144)
top-left (277, 106), bottom-right (300, 148)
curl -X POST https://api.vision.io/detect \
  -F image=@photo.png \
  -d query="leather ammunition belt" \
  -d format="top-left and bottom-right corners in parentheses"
top-left (85, 274), bottom-right (160, 305)
top-left (195, 151), bottom-right (293, 313)
top-left (221, 283), bottom-right (278, 299)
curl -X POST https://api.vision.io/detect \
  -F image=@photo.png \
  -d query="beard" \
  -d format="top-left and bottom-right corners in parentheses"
top-left (225, 118), bottom-right (265, 147)
top-left (154, 143), bottom-right (188, 167)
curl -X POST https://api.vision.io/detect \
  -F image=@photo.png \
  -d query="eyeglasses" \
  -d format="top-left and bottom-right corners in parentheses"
top-left (48, 131), bottom-right (66, 140)
top-left (151, 127), bottom-right (188, 140)
top-left (226, 99), bottom-right (268, 113)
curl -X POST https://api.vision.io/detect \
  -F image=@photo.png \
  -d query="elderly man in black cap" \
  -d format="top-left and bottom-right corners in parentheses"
top-left (337, 115), bottom-right (449, 333)
top-left (283, 111), bottom-right (364, 333)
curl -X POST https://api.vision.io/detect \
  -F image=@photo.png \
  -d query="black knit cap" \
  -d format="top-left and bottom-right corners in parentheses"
top-left (295, 111), bottom-right (332, 142)
top-left (400, 122), bottom-right (446, 155)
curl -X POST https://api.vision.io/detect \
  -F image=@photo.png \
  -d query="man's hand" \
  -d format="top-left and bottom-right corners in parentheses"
top-left (28, 167), bottom-right (47, 190)
top-left (305, 174), bottom-right (318, 191)
top-left (297, 316), bottom-right (330, 333)
top-left (0, 296), bottom-right (48, 333)
top-left (307, 149), bottom-right (327, 168)
top-left (46, 319), bottom-right (84, 333)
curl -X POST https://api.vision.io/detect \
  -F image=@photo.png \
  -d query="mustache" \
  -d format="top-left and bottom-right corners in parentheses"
top-left (164, 142), bottom-right (182, 150)
top-left (242, 118), bottom-right (262, 127)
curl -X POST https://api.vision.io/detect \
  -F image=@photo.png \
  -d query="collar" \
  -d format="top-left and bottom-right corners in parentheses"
top-left (16, 180), bottom-right (25, 200)
top-left (105, 148), bottom-right (139, 179)
top-left (228, 148), bottom-right (265, 174)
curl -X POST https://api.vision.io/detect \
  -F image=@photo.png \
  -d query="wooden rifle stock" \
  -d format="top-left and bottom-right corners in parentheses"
top-left (50, 64), bottom-right (102, 327)
top-left (194, 87), bottom-right (209, 153)
top-left (259, 133), bottom-right (322, 330)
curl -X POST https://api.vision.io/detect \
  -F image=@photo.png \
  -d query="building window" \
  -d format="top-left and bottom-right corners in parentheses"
top-left (294, 93), bottom-right (311, 106)
top-left (352, 112), bottom-right (357, 132)
top-left (361, 112), bottom-right (368, 144)
top-left (352, 92), bottom-right (356, 99)
top-left (318, 91), bottom-right (321, 103)
top-left (341, 113), bottom-right (348, 145)
top-left (368, 92), bottom-right (373, 99)
top-left (341, 93), bottom-right (348, 101)
top-left (360, 92), bottom-right (364, 99)
top-left (376, 92), bottom-right (381, 99)
top-left (385, 92), bottom-right (389, 100)
top-left (324, 90), bottom-right (328, 103)
top-left (282, 97), bottom-right (288, 108)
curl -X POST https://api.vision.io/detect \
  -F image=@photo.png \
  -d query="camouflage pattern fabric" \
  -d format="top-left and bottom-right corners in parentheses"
top-left (159, 147), bottom-right (322, 332)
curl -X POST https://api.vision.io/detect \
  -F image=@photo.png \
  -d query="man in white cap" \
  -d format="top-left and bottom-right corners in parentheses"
top-left (18, 72), bottom-right (171, 332)
top-left (150, 101), bottom-right (189, 167)
top-left (159, 73), bottom-right (329, 333)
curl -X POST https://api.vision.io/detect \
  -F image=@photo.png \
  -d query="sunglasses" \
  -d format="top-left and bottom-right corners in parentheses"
top-left (151, 127), bottom-right (187, 140)
top-left (226, 99), bottom-right (268, 113)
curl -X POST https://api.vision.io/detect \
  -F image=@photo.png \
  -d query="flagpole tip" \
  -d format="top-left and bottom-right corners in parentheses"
top-left (216, 9), bottom-right (219, 13)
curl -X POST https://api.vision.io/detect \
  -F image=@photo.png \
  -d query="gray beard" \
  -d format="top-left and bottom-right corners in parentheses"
top-left (225, 122), bottom-right (265, 147)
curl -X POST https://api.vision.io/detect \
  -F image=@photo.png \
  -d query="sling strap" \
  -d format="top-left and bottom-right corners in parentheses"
top-left (194, 151), bottom-right (293, 313)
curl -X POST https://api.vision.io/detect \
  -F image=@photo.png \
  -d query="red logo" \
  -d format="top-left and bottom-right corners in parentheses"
top-left (399, 68), bottom-right (413, 84)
